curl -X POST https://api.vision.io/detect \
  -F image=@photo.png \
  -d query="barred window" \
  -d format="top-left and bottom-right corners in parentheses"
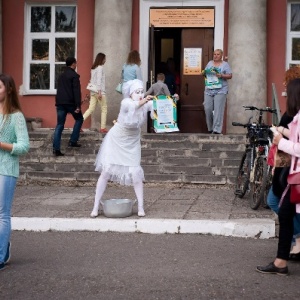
top-left (288, 3), bottom-right (300, 67)
top-left (24, 4), bottom-right (77, 94)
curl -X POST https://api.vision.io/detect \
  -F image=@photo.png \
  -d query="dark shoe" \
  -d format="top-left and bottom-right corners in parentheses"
top-left (289, 252), bottom-right (300, 261)
top-left (208, 130), bottom-right (213, 134)
top-left (53, 150), bottom-right (64, 156)
top-left (68, 141), bottom-right (81, 147)
top-left (213, 131), bottom-right (222, 135)
top-left (4, 242), bottom-right (11, 264)
top-left (0, 262), bottom-right (6, 271)
top-left (256, 262), bottom-right (289, 275)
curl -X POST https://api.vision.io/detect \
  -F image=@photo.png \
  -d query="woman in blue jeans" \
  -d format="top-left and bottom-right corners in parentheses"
top-left (267, 67), bottom-right (300, 261)
top-left (257, 78), bottom-right (300, 275)
top-left (0, 74), bottom-right (30, 271)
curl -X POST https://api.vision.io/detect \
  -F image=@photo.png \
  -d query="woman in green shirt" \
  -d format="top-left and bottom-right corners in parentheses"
top-left (0, 73), bottom-right (29, 271)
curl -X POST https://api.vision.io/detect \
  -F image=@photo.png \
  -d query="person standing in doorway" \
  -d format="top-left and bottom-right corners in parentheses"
top-left (53, 57), bottom-right (84, 156)
top-left (0, 73), bottom-right (30, 271)
top-left (202, 49), bottom-right (232, 134)
top-left (83, 53), bottom-right (108, 133)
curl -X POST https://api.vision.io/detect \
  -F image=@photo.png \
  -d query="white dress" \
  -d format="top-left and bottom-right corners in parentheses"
top-left (95, 98), bottom-right (153, 185)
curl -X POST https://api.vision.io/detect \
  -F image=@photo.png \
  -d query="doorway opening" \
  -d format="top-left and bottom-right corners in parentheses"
top-left (149, 27), bottom-right (214, 133)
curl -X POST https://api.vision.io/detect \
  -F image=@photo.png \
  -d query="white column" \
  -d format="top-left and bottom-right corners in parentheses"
top-left (91, 0), bottom-right (133, 130)
top-left (227, 0), bottom-right (267, 133)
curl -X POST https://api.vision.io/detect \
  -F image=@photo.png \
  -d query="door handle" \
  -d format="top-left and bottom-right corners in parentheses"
top-left (185, 83), bottom-right (189, 96)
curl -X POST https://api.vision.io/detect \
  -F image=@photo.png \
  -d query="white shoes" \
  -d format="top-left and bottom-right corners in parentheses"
top-left (90, 210), bottom-right (99, 218)
top-left (138, 208), bottom-right (145, 217)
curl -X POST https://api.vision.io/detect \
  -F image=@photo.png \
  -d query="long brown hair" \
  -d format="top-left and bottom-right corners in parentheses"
top-left (91, 53), bottom-right (106, 69)
top-left (0, 73), bottom-right (22, 115)
top-left (286, 78), bottom-right (300, 117)
top-left (126, 50), bottom-right (141, 66)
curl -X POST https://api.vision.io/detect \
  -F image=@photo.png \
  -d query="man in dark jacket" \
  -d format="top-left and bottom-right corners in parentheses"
top-left (53, 57), bottom-right (84, 156)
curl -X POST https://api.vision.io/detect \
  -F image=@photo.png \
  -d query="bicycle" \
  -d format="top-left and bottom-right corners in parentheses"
top-left (233, 105), bottom-right (277, 210)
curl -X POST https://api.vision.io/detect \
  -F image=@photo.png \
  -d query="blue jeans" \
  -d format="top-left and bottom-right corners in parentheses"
top-left (53, 104), bottom-right (84, 151)
top-left (0, 175), bottom-right (17, 263)
top-left (267, 185), bottom-right (300, 246)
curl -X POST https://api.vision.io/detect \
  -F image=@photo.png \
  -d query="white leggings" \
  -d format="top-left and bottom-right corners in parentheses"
top-left (92, 171), bottom-right (144, 212)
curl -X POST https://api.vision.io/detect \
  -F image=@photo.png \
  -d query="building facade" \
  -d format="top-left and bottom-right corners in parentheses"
top-left (0, 0), bottom-right (296, 133)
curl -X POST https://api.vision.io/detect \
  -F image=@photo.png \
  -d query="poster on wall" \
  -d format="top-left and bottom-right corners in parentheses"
top-left (183, 48), bottom-right (202, 75)
top-left (152, 95), bottom-right (179, 133)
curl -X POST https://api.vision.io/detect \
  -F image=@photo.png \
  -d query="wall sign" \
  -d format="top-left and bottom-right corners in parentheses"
top-left (149, 8), bottom-right (215, 28)
top-left (183, 48), bottom-right (202, 75)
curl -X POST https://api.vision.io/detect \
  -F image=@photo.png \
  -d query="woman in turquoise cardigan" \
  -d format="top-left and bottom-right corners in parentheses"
top-left (0, 73), bottom-right (30, 271)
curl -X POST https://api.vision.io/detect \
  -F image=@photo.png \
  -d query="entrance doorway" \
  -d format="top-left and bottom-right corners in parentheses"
top-left (149, 27), bottom-right (214, 133)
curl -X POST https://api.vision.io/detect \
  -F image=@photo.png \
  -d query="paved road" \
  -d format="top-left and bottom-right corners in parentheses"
top-left (1, 232), bottom-right (299, 300)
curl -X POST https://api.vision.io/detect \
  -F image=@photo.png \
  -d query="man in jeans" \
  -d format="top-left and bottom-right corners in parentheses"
top-left (53, 57), bottom-right (84, 156)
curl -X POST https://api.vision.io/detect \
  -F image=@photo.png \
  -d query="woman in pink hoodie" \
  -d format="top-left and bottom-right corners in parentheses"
top-left (256, 78), bottom-right (300, 276)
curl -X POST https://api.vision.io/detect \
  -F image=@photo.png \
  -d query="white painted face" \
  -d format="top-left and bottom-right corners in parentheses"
top-left (131, 88), bottom-right (144, 101)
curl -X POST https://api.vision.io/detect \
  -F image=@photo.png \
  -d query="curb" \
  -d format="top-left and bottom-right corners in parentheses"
top-left (12, 217), bottom-right (275, 239)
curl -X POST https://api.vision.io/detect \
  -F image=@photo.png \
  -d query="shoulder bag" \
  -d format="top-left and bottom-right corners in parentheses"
top-left (115, 69), bottom-right (123, 94)
top-left (86, 82), bottom-right (98, 93)
top-left (287, 121), bottom-right (300, 204)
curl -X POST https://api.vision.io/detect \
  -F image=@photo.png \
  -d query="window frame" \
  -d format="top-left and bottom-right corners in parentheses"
top-left (287, 1), bottom-right (300, 68)
top-left (23, 3), bottom-right (77, 95)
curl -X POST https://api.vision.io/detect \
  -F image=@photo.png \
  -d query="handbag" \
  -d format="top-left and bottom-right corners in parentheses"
top-left (86, 82), bottom-right (98, 93)
top-left (115, 82), bottom-right (123, 94)
top-left (287, 128), bottom-right (300, 204)
top-left (288, 172), bottom-right (300, 204)
top-left (274, 148), bottom-right (291, 168)
top-left (115, 69), bottom-right (123, 94)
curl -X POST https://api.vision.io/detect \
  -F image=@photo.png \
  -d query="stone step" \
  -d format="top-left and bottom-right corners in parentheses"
top-left (19, 130), bottom-right (245, 186)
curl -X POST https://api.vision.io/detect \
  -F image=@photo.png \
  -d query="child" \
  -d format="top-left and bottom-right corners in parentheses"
top-left (145, 73), bottom-right (171, 97)
top-left (91, 79), bottom-right (153, 218)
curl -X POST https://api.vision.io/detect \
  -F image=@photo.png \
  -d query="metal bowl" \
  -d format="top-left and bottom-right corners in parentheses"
top-left (100, 199), bottom-right (136, 218)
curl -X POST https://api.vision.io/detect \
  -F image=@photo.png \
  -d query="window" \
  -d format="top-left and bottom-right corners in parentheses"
top-left (23, 4), bottom-right (77, 94)
top-left (287, 2), bottom-right (300, 67)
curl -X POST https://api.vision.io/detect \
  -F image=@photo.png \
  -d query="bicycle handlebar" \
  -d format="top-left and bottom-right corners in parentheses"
top-left (242, 105), bottom-right (276, 114)
top-left (232, 122), bottom-right (247, 127)
top-left (232, 121), bottom-right (271, 129)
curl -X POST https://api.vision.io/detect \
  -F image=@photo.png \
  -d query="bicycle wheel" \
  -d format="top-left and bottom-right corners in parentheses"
top-left (261, 165), bottom-right (273, 208)
top-left (249, 156), bottom-right (268, 210)
top-left (234, 151), bottom-right (250, 198)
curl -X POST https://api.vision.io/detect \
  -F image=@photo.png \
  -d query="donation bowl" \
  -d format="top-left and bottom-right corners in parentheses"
top-left (100, 199), bottom-right (136, 218)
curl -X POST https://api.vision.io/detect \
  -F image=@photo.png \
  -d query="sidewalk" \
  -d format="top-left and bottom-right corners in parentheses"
top-left (12, 183), bottom-right (276, 239)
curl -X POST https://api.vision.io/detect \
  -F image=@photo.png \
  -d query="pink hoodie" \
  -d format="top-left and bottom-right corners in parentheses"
top-left (278, 111), bottom-right (300, 212)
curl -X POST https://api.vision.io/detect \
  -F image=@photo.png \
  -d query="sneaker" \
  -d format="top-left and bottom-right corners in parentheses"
top-left (4, 242), bottom-right (11, 264)
top-left (90, 210), bottom-right (99, 218)
top-left (99, 128), bottom-right (108, 133)
top-left (256, 262), bottom-right (289, 276)
top-left (0, 263), bottom-right (6, 271)
top-left (138, 209), bottom-right (145, 217)
top-left (68, 141), bottom-right (81, 147)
